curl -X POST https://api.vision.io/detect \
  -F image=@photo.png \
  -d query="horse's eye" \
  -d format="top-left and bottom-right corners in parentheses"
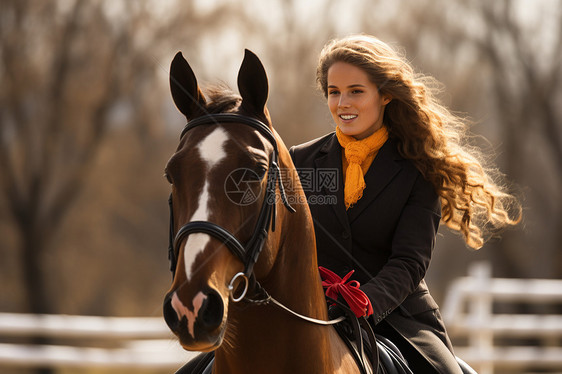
top-left (164, 172), bottom-right (172, 184)
top-left (252, 165), bottom-right (268, 181)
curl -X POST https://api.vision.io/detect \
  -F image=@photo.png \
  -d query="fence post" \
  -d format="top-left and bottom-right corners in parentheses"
top-left (468, 262), bottom-right (494, 374)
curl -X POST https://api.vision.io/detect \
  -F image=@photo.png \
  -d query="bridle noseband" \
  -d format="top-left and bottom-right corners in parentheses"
top-left (167, 113), bottom-right (295, 282)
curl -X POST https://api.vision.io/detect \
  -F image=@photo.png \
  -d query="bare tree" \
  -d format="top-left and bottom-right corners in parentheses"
top-left (0, 1), bottom-right (248, 372)
top-left (384, 0), bottom-right (562, 279)
top-left (442, 0), bottom-right (562, 278)
top-left (210, 0), bottom-right (343, 147)
top-left (1, 0), bottom-right (106, 316)
top-left (0, 0), bottom-right (243, 314)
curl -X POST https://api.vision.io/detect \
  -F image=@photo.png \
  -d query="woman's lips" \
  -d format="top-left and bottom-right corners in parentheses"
top-left (339, 114), bottom-right (358, 120)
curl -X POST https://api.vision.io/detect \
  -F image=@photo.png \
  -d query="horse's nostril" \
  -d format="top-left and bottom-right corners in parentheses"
top-left (200, 289), bottom-right (224, 330)
top-left (163, 296), bottom-right (179, 331)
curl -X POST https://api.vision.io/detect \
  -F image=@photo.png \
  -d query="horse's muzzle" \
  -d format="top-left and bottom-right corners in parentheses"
top-left (163, 287), bottom-right (225, 349)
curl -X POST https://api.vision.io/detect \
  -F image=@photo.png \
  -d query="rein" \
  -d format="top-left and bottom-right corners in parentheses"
top-left (229, 271), bottom-right (346, 326)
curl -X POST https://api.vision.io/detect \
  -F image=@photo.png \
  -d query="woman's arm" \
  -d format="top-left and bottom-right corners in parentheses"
top-left (361, 172), bottom-right (441, 323)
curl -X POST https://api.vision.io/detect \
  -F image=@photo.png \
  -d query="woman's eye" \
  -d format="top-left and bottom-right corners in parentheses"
top-left (352, 89), bottom-right (363, 94)
top-left (328, 90), bottom-right (340, 95)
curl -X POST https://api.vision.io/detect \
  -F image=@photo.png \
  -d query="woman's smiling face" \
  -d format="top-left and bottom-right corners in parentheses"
top-left (327, 62), bottom-right (391, 140)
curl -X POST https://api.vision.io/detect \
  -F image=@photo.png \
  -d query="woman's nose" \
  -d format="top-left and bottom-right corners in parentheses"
top-left (338, 94), bottom-right (351, 108)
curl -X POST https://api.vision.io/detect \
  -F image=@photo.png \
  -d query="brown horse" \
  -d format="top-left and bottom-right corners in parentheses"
top-left (162, 50), bottom-right (368, 373)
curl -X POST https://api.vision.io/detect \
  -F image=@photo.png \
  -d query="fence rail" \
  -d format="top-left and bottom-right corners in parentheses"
top-left (442, 262), bottom-right (562, 374)
top-left (0, 313), bottom-right (195, 369)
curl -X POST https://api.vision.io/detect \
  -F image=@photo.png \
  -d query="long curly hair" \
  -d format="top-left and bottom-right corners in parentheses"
top-left (317, 34), bottom-right (521, 249)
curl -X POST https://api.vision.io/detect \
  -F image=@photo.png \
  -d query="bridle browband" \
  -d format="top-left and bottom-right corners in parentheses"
top-left (167, 113), bottom-right (295, 280)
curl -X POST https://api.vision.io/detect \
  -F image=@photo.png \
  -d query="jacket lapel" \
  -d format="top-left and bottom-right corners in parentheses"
top-left (347, 139), bottom-right (403, 222)
top-left (314, 134), bottom-right (350, 231)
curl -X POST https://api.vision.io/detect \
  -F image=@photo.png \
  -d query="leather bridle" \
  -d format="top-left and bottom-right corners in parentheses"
top-left (167, 113), bottom-right (295, 280)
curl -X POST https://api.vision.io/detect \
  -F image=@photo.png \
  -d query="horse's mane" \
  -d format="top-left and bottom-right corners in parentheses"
top-left (204, 84), bottom-right (242, 114)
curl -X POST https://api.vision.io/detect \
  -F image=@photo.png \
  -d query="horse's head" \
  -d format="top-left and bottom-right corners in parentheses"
top-left (162, 50), bottom-right (295, 351)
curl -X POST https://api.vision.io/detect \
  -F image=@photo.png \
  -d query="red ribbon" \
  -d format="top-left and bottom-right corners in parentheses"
top-left (319, 266), bottom-right (373, 318)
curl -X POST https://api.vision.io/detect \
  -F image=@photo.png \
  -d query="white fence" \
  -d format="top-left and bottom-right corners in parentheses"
top-left (0, 313), bottom-right (196, 370)
top-left (442, 262), bottom-right (562, 374)
top-left (3, 263), bottom-right (561, 372)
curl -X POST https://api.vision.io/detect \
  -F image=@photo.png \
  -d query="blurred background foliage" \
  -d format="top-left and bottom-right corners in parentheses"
top-left (0, 0), bottom-right (560, 352)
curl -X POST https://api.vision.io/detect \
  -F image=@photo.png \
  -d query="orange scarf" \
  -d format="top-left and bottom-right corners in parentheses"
top-left (336, 126), bottom-right (389, 209)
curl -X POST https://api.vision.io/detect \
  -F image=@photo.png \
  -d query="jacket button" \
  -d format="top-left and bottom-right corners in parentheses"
top-left (342, 231), bottom-right (350, 239)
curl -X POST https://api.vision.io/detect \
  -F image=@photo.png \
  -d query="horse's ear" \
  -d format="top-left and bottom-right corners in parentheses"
top-left (237, 49), bottom-right (268, 117)
top-left (170, 51), bottom-right (206, 119)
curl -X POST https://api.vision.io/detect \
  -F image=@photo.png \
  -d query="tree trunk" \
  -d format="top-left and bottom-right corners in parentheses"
top-left (19, 218), bottom-right (55, 374)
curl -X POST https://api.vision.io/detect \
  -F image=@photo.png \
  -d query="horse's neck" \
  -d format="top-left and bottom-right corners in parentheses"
top-left (215, 204), bottom-right (358, 373)
top-left (267, 197), bottom-right (327, 313)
